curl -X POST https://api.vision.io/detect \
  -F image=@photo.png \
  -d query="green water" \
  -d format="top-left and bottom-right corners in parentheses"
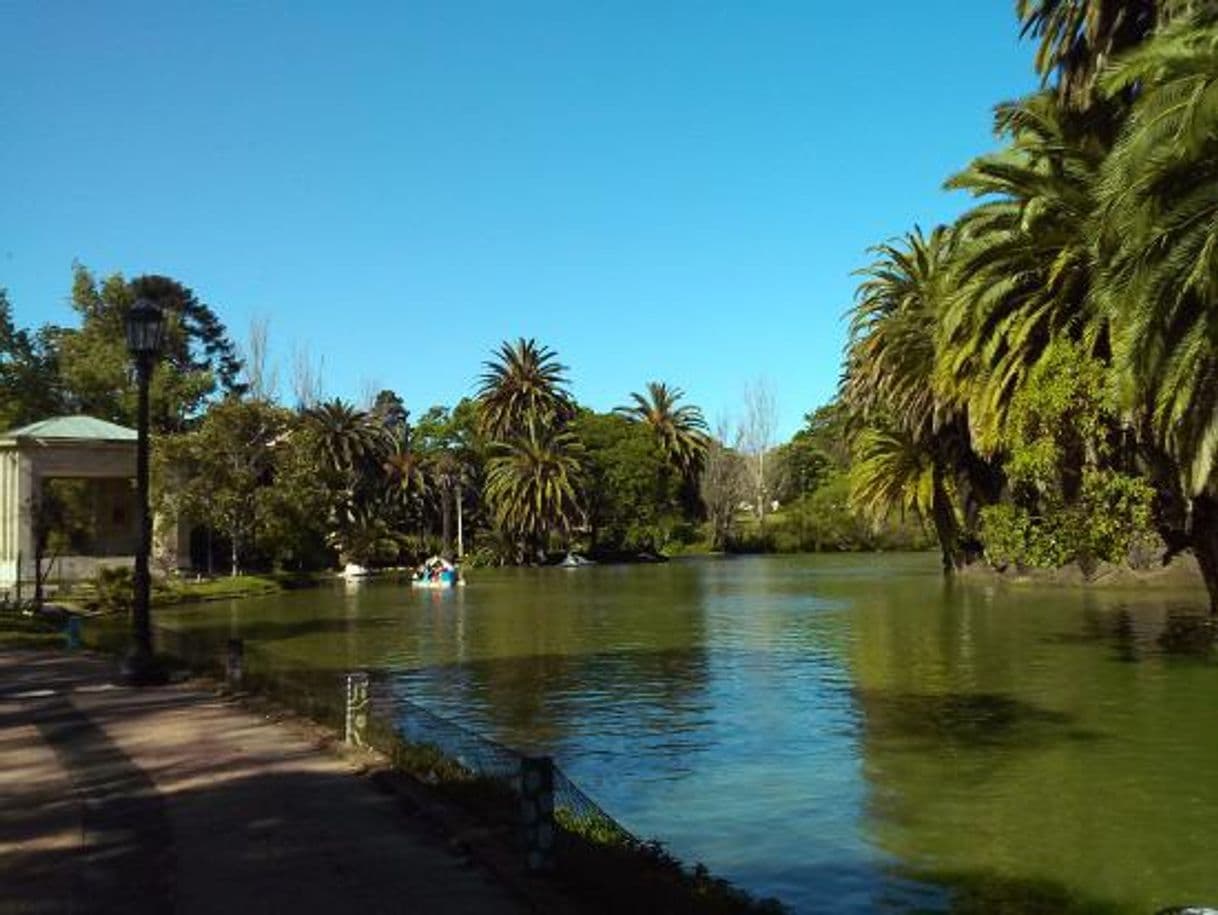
top-left (155, 554), bottom-right (1218, 914)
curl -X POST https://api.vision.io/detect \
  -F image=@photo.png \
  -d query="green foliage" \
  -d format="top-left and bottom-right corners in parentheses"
top-left (57, 266), bottom-right (244, 431)
top-left (771, 432), bottom-right (831, 504)
top-left (156, 398), bottom-right (289, 575)
top-left (978, 341), bottom-right (1158, 570)
top-left (1095, 17), bottom-right (1218, 495)
top-left (484, 422), bottom-right (584, 556)
top-left (1001, 341), bottom-right (1114, 492)
top-left (476, 337), bottom-right (574, 440)
top-left (0, 606), bottom-right (63, 650)
top-left (849, 426), bottom-right (936, 522)
top-left (981, 470), bottom-right (1156, 569)
top-left (940, 92), bottom-right (1105, 454)
top-left (0, 289), bottom-right (63, 430)
top-left (616, 381), bottom-right (709, 482)
top-left (574, 411), bottom-right (674, 553)
top-left (94, 566), bottom-right (134, 614)
top-left (1016, 0), bottom-right (1160, 108)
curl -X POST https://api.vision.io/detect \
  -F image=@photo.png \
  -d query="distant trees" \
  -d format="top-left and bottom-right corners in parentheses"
top-left (574, 412), bottom-right (672, 554)
top-left (740, 379), bottom-right (777, 525)
top-left (157, 399), bottom-right (287, 576)
top-left (699, 420), bottom-right (747, 551)
top-left (0, 289), bottom-right (61, 430)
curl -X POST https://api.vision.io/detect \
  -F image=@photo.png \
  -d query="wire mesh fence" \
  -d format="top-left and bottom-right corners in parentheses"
top-left (142, 621), bottom-right (786, 913)
top-left (149, 621), bottom-right (642, 852)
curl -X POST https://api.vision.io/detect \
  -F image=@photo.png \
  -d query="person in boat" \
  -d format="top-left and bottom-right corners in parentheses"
top-left (414, 556), bottom-right (459, 584)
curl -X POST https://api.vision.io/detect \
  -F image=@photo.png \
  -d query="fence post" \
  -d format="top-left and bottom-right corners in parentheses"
top-left (65, 616), bottom-right (82, 650)
top-left (345, 671), bottom-right (370, 747)
top-left (226, 638), bottom-right (244, 690)
top-left (520, 755), bottom-right (555, 872)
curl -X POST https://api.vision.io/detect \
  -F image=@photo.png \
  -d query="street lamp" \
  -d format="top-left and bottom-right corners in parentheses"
top-left (122, 298), bottom-right (166, 685)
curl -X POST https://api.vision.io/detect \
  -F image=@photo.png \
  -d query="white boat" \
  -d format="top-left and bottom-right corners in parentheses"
top-left (558, 552), bottom-right (596, 568)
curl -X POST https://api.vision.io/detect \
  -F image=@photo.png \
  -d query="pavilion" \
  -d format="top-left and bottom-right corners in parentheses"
top-left (0, 416), bottom-right (188, 599)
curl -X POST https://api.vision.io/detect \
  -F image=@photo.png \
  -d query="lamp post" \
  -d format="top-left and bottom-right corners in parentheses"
top-left (122, 298), bottom-right (166, 685)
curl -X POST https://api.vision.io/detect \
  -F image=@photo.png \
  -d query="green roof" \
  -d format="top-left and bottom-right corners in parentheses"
top-left (2, 416), bottom-right (138, 443)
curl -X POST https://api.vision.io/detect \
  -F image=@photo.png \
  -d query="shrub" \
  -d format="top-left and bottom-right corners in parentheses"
top-left (95, 566), bottom-right (134, 613)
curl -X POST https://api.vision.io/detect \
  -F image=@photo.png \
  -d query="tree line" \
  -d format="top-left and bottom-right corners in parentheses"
top-left (2, 263), bottom-right (929, 573)
top-left (839, 0), bottom-right (1218, 612)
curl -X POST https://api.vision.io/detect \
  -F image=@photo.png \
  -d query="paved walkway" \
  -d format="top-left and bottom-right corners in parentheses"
top-left (0, 651), bottom-right (524, 915)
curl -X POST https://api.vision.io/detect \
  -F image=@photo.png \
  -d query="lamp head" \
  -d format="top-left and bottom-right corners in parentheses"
top-left (125, 299), bottom-right (165, 359)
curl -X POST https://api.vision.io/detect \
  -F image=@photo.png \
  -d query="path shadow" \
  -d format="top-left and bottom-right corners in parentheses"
top-left (29, 695), bottom-right (174, 915)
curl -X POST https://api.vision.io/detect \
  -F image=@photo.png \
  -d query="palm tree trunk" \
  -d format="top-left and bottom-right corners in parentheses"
top-left (1191, 493), bottom-right (1218, 615)
top-left (441, 486), bottom-right (453, 560)
top-left (456, 482), bottom-right (464, 560)
top-left (931, 464), bottom-right (962, 575)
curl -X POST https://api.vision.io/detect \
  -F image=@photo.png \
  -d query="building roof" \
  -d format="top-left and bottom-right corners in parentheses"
top-left (1, 415), bottom-right (139, 444)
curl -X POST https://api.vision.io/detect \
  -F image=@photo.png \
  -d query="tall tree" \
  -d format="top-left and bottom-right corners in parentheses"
top-left (57, 266), bottom-right (245, 431)
top-left (0, 289), bottom-right (63, 429)
top-left (476, 338), bottom-right (574, 440)
top-left (301, 399), bottom-right (396, 565)
top-left (940, 93), bottom-right (1106, 452)
top-left (157, 398), bottom-right (287, 576)
top-left (302, 399), bottom-right (392, 481)
top-left (1095, 16), bottom-right (1218, 610)
top-left (484, 422), bottom-right (583, 561)
top-left (844, 227), bottom-right (977, 571)
top-left (616, 381), bottom-right (709, 482)
top-left (740, 379), bottom-right (778, 525)
top-left (1017, 0), bottom-right (1159, 107)
top-left (573, 411), bottom-right (672, 554)
top-left (699, 420), bottom-right (748, 551)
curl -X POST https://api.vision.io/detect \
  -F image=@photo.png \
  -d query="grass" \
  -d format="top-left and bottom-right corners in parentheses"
top-left (57, 570), bottom-right (331, 613)
top-left (157, 574), bottom-right (285, 604)
top-left (0, 606), bottom-right (67, 650)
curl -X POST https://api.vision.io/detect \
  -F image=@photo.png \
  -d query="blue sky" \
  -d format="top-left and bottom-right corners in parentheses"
top-left (1, 2), bottom-right (1035, 438)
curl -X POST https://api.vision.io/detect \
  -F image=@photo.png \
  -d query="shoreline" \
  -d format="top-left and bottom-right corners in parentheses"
top-left (959, 551), bottom-right (1208, 592)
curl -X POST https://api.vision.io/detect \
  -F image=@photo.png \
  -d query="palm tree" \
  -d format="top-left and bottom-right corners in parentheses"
top-left (848, 426), bottom-right (960, 567)
top-left (302, 399), bottom-right (393, 479)
top-left (383, 441), bottom-right (431, 549)
top-left (844, 226), bottom-right (987, 571)
top-left (476, 338), bottom-right (575, 440)
top-left (301, 399), bottom-right (395, 566)
top-left (429, 448), bottom-right (463, 559)
top-left (1094, 18), bottom-right (1218, 610)
top-left (484, 422), bottom-right (584, 561)
top-left (940, 92), bottom-right (1106, 453)
top-left (1017, 0), bottom-right (1159, 107)
top-left (616, 382), bottom-right (709, 480)
top-left (845, 226), bottom-right (955, 443)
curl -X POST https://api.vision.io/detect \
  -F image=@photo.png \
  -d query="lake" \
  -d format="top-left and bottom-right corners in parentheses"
top-left (156, 553), bottom-right (1218, 914)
